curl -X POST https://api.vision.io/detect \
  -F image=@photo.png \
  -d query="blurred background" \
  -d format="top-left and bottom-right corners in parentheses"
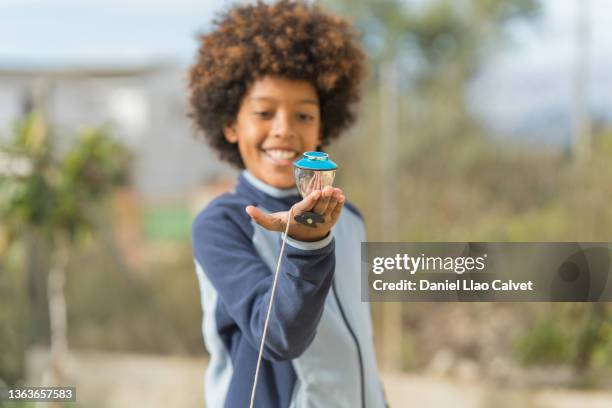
top-left (1, 0), bottom-right (611, 407)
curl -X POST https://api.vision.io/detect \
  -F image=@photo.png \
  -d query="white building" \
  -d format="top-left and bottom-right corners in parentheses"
top-left (0, 62), bottom-right (234, 203)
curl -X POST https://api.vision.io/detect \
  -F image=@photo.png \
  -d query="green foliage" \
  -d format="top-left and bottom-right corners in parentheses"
top-left (142, 205), bottom-right (192, 242)
top-left (61, 128), bottom-right (130, 198)
top-left (323, 0), bottom-right (540, 80)
top-left (514, 304), bottom-right (612, 372)
top-left (0, 114), bottom-right (130, 244)
top-left (0, 245), bottom-right (28, 387)
top-left (0, 114), bottom-right (131, 387)
top-left (0, 116), bottom-right (55, 233)
top-left (64, 239), bottom-right (203, 355)
top-left (53, 129), bottom-right (131, 240)
top-left (591, 321), bottom-right (612, 368)
top-left (514, 315), bottom-right (572, 365)
top-left (0, 403), bottom-right (36, 408)
top-left (401, 333), bottom-right (417, 370)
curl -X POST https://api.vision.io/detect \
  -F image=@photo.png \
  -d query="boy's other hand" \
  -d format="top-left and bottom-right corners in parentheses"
top-left (245, 186), bottom-right (345, 242)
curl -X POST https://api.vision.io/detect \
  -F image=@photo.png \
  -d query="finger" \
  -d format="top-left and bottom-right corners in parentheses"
top-left (306, 175), bottom-right (316, 196)
top-left (313, 186), bottom-right (333, 215)
top-left (246, 206), bottom-right (285, 232)
top-left (325, 198), bottom-right (338, 220)
top-left (293, 190), bottom-right (321, 214)
top-left (330, 194), bottom-right (345, 222)
top-left (315, 171), bottom-right (323, 191)
top-left (324, 190), bottom-right (342, 217)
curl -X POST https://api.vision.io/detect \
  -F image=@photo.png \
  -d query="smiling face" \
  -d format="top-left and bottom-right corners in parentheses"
top-left (224, 76), bottom-right (322, 189)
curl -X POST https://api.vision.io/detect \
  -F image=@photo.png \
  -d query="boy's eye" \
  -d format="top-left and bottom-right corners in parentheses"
top-left (254, 111), bottom-right (272, 118)
top-left (298, 113), bottom-right (314, 122)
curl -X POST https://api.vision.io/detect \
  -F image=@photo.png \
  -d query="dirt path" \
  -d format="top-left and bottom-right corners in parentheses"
top-left (383, 371), bottom-right (612, 408)
top-left (25, 348), bottom-right (612, 407)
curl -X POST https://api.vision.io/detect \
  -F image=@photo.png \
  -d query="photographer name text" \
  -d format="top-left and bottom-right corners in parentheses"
top-left (372, 278), bottom-right (534, 292)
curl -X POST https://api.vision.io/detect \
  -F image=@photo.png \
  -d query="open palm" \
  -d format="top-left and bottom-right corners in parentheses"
top-left (246, 186), bottom-right (345, 242)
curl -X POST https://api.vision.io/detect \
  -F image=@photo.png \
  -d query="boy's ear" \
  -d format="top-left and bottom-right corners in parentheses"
top-left (223, 124), bottom-right (238, 144)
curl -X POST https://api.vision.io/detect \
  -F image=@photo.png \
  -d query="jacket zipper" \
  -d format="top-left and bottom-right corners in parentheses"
top-left (332, 280), bottom-right (365, 408)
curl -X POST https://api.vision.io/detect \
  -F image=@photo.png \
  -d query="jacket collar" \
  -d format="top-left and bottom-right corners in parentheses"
top-left (237, 171), bottom-right (302, 212)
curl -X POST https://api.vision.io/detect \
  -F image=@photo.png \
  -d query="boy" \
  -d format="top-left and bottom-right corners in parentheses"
top-left (188, 1), bottom-right (386, 407)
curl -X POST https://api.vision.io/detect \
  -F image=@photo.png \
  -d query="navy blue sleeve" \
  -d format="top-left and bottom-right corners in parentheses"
top-left (343, 201), bottom-right (364, 222)
top-left (192, 197), bottom-right (335, 362)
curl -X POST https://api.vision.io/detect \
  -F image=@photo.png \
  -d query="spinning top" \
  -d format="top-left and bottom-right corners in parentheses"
top-left (294, 151), bottom-right (337, 197)
top-left (293, 152), bottom-right (337, 228)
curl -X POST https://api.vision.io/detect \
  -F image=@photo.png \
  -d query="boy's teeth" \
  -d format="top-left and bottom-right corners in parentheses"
top-left (266, 150), bottom-right (296, 160)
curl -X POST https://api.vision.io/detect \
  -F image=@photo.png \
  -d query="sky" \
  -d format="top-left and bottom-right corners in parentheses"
top-left (1, 0), bottom-right (610, 144)
top-left (470, 0), bottom-right (612, 143)
top-left (0, 0), bottom-right (231, 67)
top-left (3, 0), bottom-right (600, 68)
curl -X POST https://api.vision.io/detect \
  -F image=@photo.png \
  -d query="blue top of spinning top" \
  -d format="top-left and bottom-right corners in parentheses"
top-left (294, 151), bottom-right (338, 170)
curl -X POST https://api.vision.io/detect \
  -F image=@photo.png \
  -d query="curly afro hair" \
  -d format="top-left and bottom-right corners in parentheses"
top-left (188, 0), bottom-right (367, 169)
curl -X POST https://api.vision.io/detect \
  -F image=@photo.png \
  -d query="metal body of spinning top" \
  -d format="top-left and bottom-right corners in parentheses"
top-left (293, 151), bottom-right (337, 228)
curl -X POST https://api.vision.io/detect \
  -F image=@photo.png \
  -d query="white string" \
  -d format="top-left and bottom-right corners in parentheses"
top-left (249, 207), bottom-right (293, 408)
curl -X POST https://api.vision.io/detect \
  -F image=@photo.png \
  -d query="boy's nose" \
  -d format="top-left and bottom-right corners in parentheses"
top-left (271, 112), bottom-right (296, 139)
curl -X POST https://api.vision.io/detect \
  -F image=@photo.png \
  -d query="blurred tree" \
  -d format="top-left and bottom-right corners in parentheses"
top-left (324, 0), bottom-right (543, 231)
top-left (324, 0), bottom-right (541, 371)
top-left (571, 0), bottom-right (592, 161)
top-left (0, 113), bottom-right (130, 387)
top-left (324, 0), bottom-right (540, 76)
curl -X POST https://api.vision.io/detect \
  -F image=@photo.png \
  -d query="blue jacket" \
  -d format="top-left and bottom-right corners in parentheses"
top-left (193, 171), bottom-right (386, 407)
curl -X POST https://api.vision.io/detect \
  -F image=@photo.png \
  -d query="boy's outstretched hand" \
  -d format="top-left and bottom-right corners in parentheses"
top-left (246, 186), bottom-right (345, 242)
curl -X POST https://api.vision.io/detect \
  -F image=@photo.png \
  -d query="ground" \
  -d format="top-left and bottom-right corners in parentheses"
top-left (24, 348), bottom-right (612, 408)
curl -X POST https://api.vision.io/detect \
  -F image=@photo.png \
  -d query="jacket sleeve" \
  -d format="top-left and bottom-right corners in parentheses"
top-left (192, 203), bottom-right (335, 361)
